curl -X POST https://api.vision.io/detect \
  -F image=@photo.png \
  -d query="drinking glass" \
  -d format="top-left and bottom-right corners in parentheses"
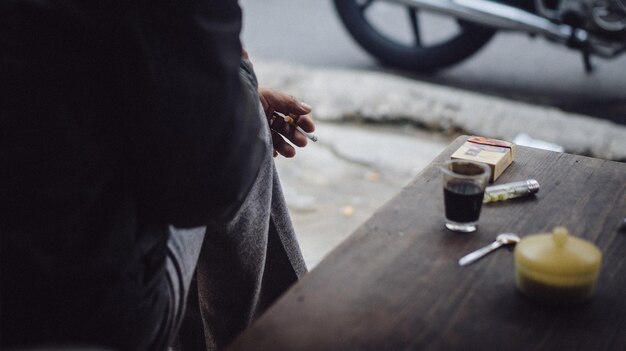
top-left (441, 159), bottom-right (491, 232)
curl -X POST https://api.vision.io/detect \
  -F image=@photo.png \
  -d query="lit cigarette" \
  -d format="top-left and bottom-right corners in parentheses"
top-left (273, 111), bottom-right (318, 142)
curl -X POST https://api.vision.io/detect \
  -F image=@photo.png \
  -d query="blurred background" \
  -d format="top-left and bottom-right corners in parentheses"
top-left (241, 0), bottom-right (626, 122)
top-left (238, 0), bottom-right (626, 268)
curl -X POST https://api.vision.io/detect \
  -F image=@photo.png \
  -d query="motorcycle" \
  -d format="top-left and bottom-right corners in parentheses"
top-left (333, 0), bottom-right (626, 72)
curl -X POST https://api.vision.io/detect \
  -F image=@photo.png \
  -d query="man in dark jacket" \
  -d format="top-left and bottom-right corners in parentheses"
top-left (0, 1), bottom-right (313, 350)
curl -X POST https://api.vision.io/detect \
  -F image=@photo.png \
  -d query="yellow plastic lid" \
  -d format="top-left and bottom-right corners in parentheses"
top-left (515, 227), bottom-right (602, 277)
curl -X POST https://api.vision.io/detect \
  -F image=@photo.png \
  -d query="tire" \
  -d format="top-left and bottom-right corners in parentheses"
top-left (334, 0), bottom-right (498, 71)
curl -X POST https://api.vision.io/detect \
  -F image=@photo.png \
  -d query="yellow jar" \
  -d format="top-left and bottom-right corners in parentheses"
top-left (514, 227), bottom-right (602, 303)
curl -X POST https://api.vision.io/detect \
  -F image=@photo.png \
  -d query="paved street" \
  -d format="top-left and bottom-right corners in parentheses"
top-left (274, 123), bottom-right (448, 267)
top-left (240, 0), bottom-right (626, 124)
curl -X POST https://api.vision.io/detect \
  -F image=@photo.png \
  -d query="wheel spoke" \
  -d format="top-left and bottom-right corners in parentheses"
top-left (407, 7), bottom-right (422, 47)
top-left (357, 0), bottom-right (376, 12)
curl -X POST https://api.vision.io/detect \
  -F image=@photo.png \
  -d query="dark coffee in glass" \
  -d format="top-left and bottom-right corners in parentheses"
top-left (441, 160), bottom-right (491, 232)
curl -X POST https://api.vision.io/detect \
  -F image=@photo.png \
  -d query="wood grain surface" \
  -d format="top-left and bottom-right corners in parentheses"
top-left (228, 136), bottom-right (626, 351)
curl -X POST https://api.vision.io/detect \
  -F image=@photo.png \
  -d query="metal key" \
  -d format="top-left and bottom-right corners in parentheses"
top-left (458, 233), bottom-right (520, 266)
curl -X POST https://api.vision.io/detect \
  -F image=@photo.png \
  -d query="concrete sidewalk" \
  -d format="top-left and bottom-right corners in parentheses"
top-left (257, 60), bottom-right (626, 268)
top-left (257, 60), bottom-right (626, 161)
top-left (275, 123), bottom-right (448, 268)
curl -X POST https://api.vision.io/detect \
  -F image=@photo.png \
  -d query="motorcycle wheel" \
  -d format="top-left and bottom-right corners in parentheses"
top-left (334, 0), bottom-right (498, 71)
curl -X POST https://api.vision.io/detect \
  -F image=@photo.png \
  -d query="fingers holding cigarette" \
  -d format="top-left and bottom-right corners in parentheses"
top-left (273, 111), bottom-right (318, 143)
top-left (269, 112), bottom-right (316, 158)
top-left (258, 86), bottom-right (317, 158)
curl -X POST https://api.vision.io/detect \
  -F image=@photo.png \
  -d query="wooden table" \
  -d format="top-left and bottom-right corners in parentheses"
top-left (229, 136), bottom-right (626, 350)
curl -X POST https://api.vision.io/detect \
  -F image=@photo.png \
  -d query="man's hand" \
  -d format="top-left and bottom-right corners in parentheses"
top-left (258, 86), bottom-right (315, 158)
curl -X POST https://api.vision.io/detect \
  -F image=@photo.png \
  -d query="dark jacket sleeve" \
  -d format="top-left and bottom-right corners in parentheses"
top-left (124, 1), bottom-right (267, 227)
top-left (1, 0), bottom-right (263, 228)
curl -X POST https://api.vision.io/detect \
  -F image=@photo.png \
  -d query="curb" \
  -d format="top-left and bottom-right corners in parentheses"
top-left (254, 60), bottom-right (626, 161)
